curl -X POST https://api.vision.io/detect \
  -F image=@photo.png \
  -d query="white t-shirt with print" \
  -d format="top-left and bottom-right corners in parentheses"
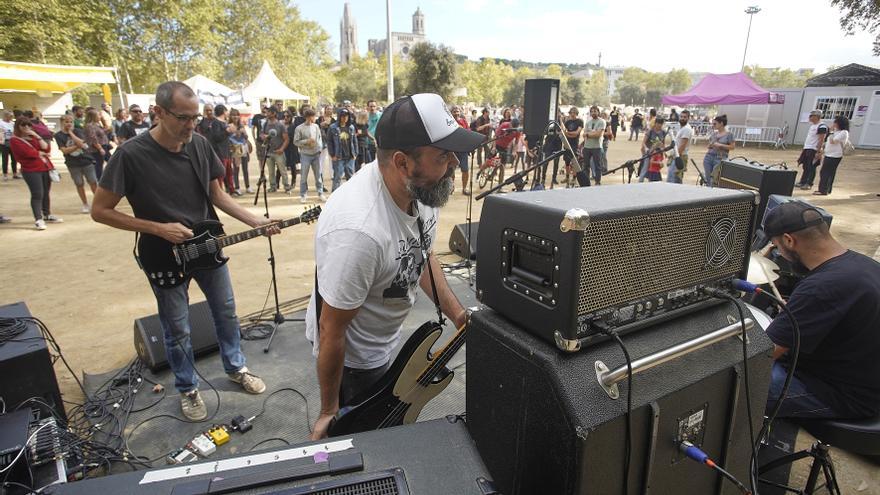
top-left (804, 123), bottom-right (829, 150)
top-left (0, 120), bottom-right (13, 143)
top-left (305, 161), bottom-right (439, 369)
top-left (824, 130), bottom-right (849, 158)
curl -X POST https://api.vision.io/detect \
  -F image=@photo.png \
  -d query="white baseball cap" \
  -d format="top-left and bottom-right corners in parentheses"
top-left (375, 93), bottom-right (484, 153)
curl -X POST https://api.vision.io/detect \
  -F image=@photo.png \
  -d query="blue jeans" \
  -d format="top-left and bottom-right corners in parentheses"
top-left (150, 264), bottom-right (246, 393)
top-left (765, 362), bottom-right (836, 419)
top-left (300, 153), bottom-right (324, 197)
top-left (583, 148), bottom-right (603, 184)
top-left (638, 157), bottom-right (650, 182)
top-left (332, 158), bottom-right (355, 191)
top-left (703, 153), bottom-right (722, 186)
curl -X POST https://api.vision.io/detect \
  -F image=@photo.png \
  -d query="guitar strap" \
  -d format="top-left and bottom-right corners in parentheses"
top-left (416, 204), bottom-right (446, 326)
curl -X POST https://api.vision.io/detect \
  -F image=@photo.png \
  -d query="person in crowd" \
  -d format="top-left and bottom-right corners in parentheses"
top-left (643, 117), bottom-right (667, 182)
top-left (100, 103), bottom-right (114, 140)
top-left (327, 108), bottom-right (358, 192)
top-left (703, 114), bottom-right (735, 186)
top-left (25, 111), bottom-right (54, 142)
top-left (563, 107), bottom-right (589, 187)
top-left (494, 115), bottom-right (520, 170)
top-left (796, 110), bottom-right (829, 191)
top-left (541, 109), bottom-right (564, 188)
top-left (209, 104), bottom-right (236, 194)
top-left (55, 114), bottom-right (99, 213)
top-left (306, 93), bottom-right (480, 439)
top-left (147, 104), bottom-right (156, 125)
top-left (118, 104), bottom-right (150, 143)
top-left (471, 108), bottom-right (492, 165)
top-left (647, 108), bottom-right (657, 131)
top-left (629, 109), bottom-right (644, 141)
top-left (367, 100), bottom-right (382, 162)
top-left (354, 111), bottom-right (373, 173)
top-left (669, 108), bottom-right (679, 123)
top-left (72, 106), bottom-right (85, 129)
top-left (112, 108), bottom-right (127, 145)
top-left (451, 106), bottom-right (471, 195)
top-left (582, 106), bottom-right (606, 185)
top-left (319, 106), bottom-right (336, 179)
top-left (815, 116), bottom-right (849, 196)
top-left (92, 81), bottom-right (275, 421)
top-left (84, 109), bottom-right (110, 178)
top-left (609, 106), bottom-right (621, 141)
top-left (9, 117), bottom-right (62, 230)
top-left (0, 110), bottom-right (18, 180)
top-left (282, 111), bottom-right (298, 190)
top-left (196, 104), bottom-right (214, 136)
top-left (762, 202), bottom-right (880, 419)
top-left (260, 108), bottom-right (290, 193)
top-left (668, 110), bottom-right (693, 184)
top-left (600, 111), bottom-right (612, 176)
top-left (229, 117), bottom-right (247, 196)
top-left (294, 108), bottom-right (325, 203)
top-left (274, 101), bottom-right (285, 121)
top-left (251, 106), bottom-right (268, 149)
top-left (289, 104), bottom-right (310, 187)
top-left (513, 131), bottom-right (526, 174)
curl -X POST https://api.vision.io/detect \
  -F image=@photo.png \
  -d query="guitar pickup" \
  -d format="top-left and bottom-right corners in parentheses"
top-left (172, 246), bottom-right (183, 265)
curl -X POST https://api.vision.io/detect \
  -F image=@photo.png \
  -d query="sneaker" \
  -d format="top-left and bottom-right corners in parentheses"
top-left (45, 215), bottom-right (63, 223)
top-left (180, 390), bottom-right (207, 421)
top-left (318, 193), bottom-right (326, 202)
top-left (267, 187), bottom-right (277, 193)
top-left (228, 367), bottom-right (266, 394)
top-left (0, 216), bottom-right (10, 224)
top-left (2, 175), bottom-right (7, 181)
top-left (462, 188), bottom-right (471, 196)
top-left (300, 196), bottom-right (307, 203)
top-left (246, 187), bottom-right (255, 194)
top-left (12, 174), bottom-right (21, 180)
top-left (35, 219), bottom-right (47, 230)
top-left (80, 204), bottom-right (90, 214)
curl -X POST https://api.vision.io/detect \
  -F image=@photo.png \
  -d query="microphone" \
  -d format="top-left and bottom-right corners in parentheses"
top-left (501, 127), bottom-right (523, 133)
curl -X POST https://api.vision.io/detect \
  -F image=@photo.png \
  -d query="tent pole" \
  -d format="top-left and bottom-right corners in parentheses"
top-left (114, 66), bottom-right (127, 110)
top-left (386, 0), bottom-right (394, 103)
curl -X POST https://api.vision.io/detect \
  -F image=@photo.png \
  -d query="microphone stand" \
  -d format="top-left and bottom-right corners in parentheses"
top-left (475, 149), bottom-right (566, 201)
top-left (603, 144), bottom-right (675, 184)
top-left (251, 135), bottom-right (302, 353)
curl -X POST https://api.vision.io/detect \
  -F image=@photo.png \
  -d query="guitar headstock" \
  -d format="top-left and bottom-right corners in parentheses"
top-left (301, 205), bottom-right (322, 224)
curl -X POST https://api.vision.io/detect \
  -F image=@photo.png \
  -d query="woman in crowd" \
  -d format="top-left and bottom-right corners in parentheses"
top-left (283, 111), bottom-right (297, 190)
top-left (354, 110), bottom-right (372, 173)
top-left (9, 117), bottom-right (61, 230)
top-left (815, 116), bottom-right (849, 196)
top-left (84, 109), bottom-right (110, 178)
top-left (702, 114), bottom-right (735, 186)
top-left (318, 106), bottom-right (335, 180)
top-left (112, 108), bottom-right (127, 145)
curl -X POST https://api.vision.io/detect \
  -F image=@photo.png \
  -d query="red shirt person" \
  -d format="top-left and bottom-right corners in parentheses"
top-left (9, 117), bottom-right (61, 229)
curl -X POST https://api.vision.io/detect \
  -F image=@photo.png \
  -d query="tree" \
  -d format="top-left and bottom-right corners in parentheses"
top-left (458, 58), bottom-right (513, 106)
top-left (666, 69), bottom-right (692, 95)
top-left (561, 77), bottom-right (588, 106)
top-left (503, 66), bottom-right (538, 107)
top-left (743, 66), bottom-right (814, 88)
top-left (585, 70), bottom-right (610, 106)
top-left (334, 55), bottom-right (383, 104)
top-left (617, 83), bottom-right (646, 107)
top-left (407, 43), bottom-right (457, 99)
top-left (831, 0), bottom-right (880, 55)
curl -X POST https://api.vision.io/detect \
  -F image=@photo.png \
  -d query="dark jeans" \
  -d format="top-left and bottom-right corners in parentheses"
top-left (583, 148), bottom-right (603, 184)
top-left (797, 149), bottom-right (818, 186)
top-left (476, 144), bottom-right (490, 165)
top-left (817, 156), bottom-right (842, 194)
top-left (91, 150), bottom-right (104, 179)
top-left (630, 126), bottom-right (642, 141)
top-left (765, 362), bottom-right (837, 419)
top-left (22, 171), bottom-right (51, 220)
top-left (240, 155), bottom-right (250, 189)
top-left (1, 144), bottom-right (17, 175)
top-left (339, 360), bottom-right (391, 407)
top-left (356, 140), bottom-right (373, 172)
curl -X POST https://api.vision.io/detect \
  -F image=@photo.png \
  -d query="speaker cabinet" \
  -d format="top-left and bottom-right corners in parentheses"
top-left (133, 300), bottom-right (219, 372)
top-left (448, 222), bottom-right (479, 260)
top-left (466, 305), bottom-right (774, 495)
top-left (717, 158), bottom-right (798, 223)
top-left (523, 79), bottom-right (560, 136)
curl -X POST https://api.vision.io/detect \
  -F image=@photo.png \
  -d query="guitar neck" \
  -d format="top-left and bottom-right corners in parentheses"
top-left (418, 323), bottom-right (468, 384)
top-left (216, 217), bottom-right (300, 248)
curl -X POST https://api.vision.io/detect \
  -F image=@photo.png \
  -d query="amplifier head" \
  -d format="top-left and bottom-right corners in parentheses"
top-left (476, 183), bottom-right (758, 351)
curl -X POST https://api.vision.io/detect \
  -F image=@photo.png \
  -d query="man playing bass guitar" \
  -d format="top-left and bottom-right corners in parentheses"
top-left (92, 81), bottom-right (279, 422)
top-left (306, 94), bottom-right (484, 439)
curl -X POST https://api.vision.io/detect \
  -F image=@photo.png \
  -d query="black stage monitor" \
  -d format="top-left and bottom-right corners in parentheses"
top-left (523, 79), bottom-right (560, 136)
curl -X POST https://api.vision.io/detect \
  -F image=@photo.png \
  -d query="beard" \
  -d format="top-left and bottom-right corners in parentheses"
top-left (680, 119), bottom-right (688, 127)
top-left (407, 168), bottom-right (455, 207)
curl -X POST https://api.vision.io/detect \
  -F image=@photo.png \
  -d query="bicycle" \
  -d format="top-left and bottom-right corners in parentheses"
top-left (476, 147), bottom-right (505, 189)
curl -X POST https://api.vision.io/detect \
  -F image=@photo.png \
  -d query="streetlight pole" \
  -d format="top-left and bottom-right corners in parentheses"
top-left (386, 0), bottom-right (394, 103)
top-left (741, 6), bottom-right (761, 71)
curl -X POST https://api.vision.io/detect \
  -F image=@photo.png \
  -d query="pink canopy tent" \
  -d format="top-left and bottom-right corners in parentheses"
top-left (662, 72), bottom-right (784, 106)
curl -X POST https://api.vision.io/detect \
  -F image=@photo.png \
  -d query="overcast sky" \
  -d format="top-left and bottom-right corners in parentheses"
top-left (297, 0), bottom-right (879, 73)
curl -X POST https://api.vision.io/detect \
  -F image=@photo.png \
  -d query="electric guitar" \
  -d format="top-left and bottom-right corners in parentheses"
top-left (327, 318), bottom-right (467, 436)
top-left (138, 206), bottom-right (321, 287)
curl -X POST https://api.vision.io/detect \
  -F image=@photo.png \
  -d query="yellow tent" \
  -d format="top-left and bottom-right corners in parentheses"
top-left (0, 60), bottom-right (117, 93)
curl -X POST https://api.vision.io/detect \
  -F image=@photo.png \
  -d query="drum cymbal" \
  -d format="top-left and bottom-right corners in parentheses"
top-left (747, 252), bottom-right (781, 284)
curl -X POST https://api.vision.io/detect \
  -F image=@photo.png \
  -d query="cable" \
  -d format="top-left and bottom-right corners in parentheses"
top-left (679, 441), bottom-right (751, 494)
top-left (247, 437), bottom-right (291, 452)
top-left (595, 323), bottom-right (633, 495)
top-left (0, 422), bottom-right (53, 474)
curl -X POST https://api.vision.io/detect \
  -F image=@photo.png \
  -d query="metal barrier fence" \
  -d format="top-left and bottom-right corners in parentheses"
top-left (661, 122), bottom-right (781, 146)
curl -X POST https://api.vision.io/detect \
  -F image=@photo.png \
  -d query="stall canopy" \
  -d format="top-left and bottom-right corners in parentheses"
top-left (182, 74), bottom-right (244, 106)
top-left (243, 61), bottom-right (308, 101)
top-left (0, 60), bottom-right (116, 93)
top-left (662, 72), bottom-right (784, 106)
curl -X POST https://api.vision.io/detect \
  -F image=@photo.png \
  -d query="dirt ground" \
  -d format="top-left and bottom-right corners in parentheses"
top-left (0, 135), bottom-right (877, 490)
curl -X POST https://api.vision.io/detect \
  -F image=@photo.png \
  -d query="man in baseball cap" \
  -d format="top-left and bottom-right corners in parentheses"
top-left (305, 94), bottom-right (480, 439)
top-left (761, 201), bottom-right (880, 419)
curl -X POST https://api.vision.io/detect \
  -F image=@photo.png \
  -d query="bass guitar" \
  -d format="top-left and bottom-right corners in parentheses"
top-left (327, 318), bottom-right (467, 436)
top-left (138, 206), bottom-right (321, 287)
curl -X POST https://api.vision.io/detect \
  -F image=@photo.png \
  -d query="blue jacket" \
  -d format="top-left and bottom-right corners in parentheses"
top-left (327, 121), bottom-right (358, 160)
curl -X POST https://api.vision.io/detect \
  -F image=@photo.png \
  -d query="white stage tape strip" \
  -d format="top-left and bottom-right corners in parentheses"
top-left (140, 439), bottom-right (354, 484)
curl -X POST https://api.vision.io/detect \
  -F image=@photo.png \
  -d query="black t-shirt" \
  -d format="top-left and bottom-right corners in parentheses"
top-left (631, 114), bottom-right (644, 128)
top-left (610, 110), bottom-right (620, 125)
top-left (53, 129), bottom-right (94, 167)
top-left (564, 118), bottom-right (583, 151)
top-left (766, 250), bottom-right (880, 417)
top-left (99, 131), bottom-right (225, 228)
top-left (354, 123), bottom-right (370, 145)
top-left (118, 121), bottom-right (151, 141)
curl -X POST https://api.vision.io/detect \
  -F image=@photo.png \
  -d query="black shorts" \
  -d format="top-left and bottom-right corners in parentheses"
top-left (797, 149), bottom-right (818, 166)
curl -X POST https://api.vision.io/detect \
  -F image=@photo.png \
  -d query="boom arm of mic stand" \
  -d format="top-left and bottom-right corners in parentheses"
top-left (475, 149), bottom-right (567, 201)
top-left (602, 144), bottom-right (675, 180)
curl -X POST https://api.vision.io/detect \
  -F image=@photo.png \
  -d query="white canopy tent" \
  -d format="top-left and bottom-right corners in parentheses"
top-left (242, 61), bottom-right (308, 102)
top-left (183, 74), bottom-right (245, 108)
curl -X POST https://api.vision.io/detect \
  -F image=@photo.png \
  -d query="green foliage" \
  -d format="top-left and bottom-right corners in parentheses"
top-left (561, 77), bottom-right (588, 106)
top-left (743, 66), bottom-right (814, 88)
top-left (586, 70), bottom-right (610, 107)
top-left (614, 67), bottom-right (693, 107)
top-left (406, 43), bottom-right (457, 99)
top-left (831, 0), bottom-right (880, 55)
top-left (456, 58), bottom-right (514, 106)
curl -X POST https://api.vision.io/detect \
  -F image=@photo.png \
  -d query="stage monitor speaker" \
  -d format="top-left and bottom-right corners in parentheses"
top-left (133, 300), bottom-right (219, 372)
top-left (0, 302), bottom-right (66, 422)
top-left (448, 221), bottom-right (479, 260)
top-left (48, 418), bottom-right (498, 494)
top-left (466, 305), bottom-right (774, 495)
top-left (717, 158), bottom-right (797, 223)
top-left (523, 78), bottom-right (560, 136)
top-left (476, 183), bottom-right (757, 351)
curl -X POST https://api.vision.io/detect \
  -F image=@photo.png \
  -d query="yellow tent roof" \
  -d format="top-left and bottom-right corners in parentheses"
top-left (0, 60), bottom-right (116, 93)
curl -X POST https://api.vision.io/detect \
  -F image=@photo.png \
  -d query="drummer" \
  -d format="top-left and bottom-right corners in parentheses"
top-left (761, 202), bottom-right (880, 419)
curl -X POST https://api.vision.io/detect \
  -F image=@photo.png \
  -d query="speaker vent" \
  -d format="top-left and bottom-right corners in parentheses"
top-left (577, 202), bottom-right (751, 315)
top-left (307, 476), bottom-right (400, 494)
top-left (285, 469), bottom-right (409, 495)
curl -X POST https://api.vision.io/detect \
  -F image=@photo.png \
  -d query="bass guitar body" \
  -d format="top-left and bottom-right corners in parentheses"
top-left (328, 321), bottom-right (453, 436)
top-left (138, 220), bottom-right (227, 287)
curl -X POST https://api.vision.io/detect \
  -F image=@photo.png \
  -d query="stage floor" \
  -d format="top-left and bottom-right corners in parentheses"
top-left (84, 267), bottom-right (478, 467)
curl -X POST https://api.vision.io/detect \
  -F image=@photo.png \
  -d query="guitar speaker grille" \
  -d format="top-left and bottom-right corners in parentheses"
top-left (305, 475), bottom-right (400, 495)
top-left (577, 201), bottom-right (752, 315)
